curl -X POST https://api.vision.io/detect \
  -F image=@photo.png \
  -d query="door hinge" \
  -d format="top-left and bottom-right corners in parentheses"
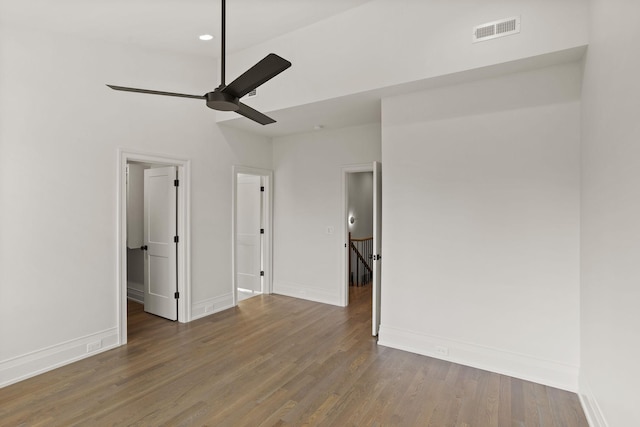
top-left (260, 228), bottom-right (264, 234)
top-left (260, 186), bottom-right (264, 192)
top-left (260, 271), bottom-right (264, 276)
top-left (174, 236), bottom-right (179, 243)
top-left (174, 179), bottom-right (179, 187)
top-left (174, 292), bottom-right (180, 299)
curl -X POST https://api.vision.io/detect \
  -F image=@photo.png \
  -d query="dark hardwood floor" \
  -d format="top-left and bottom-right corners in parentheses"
top-left (1, 286), bottom-right (588, 426)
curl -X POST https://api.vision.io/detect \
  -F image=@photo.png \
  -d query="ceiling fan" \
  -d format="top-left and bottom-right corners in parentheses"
top-left (107, 0), bottom-right (291, 125)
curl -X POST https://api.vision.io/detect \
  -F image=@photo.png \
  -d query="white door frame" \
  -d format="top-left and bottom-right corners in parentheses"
top-left (117, 149), bottom-right (191, 345)
top-left (341, 163), bottom-right (374, 307)
top-left (232, 166), bottom-right (273, 306)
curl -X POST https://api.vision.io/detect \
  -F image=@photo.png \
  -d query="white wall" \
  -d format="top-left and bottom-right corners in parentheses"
top-left (272, 124), bottom-right (381, 305)
top-left (220, 0), bottom-right (588, 117)
top-left (0, 25), bottom-right (271, 386)
top-left (379, 62), bottom-right (582, 391)
top-left (347, 172), bottom-right (373, 239)
top-left (126, 248), bottom-right (145, 303)
top-left (579, 0), bottom-right (640, 425)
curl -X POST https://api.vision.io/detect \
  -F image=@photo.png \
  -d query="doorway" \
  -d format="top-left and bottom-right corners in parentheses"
top-left (347, 171), bottom-right (374, 287)
top-left (126, 162), bottom-right (179, 321)
top-left (342, 162), bottom-right (382, 336)
top-left (232, 166), bottom-right (273, 306)
top-left (117, 150), bottom-right (191, 346)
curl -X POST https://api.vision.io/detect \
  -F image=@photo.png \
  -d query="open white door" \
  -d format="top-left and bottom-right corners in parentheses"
top-left (372, 161), bottom-right (382, 336)
top-left (236, 175), bottom-right (262, 293)
top-left (143, 166), bottom-right (178, 320)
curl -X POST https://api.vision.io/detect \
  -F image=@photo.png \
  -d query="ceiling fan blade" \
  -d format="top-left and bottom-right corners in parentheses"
top-left (222, 54), bottom-right (291, 99)
top-left (106, 85), bottom-right (205, 100)
top-left (236, 102), bottom-right (276, 125)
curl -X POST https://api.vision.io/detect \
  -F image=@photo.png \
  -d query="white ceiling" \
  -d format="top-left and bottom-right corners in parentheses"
top-left (0, 0), bottom-right (372, 57)
top-left (0, 1), bottom-right (586, 138)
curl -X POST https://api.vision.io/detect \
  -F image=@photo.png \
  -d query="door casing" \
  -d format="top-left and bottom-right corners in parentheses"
top-left (117, 149), bottom-right (191, 345)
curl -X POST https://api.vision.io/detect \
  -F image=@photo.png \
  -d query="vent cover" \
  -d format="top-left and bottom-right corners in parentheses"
top-left (473, 16), bottom-right (520, 43)
top-left (246, 88), bottom-right (257, 98)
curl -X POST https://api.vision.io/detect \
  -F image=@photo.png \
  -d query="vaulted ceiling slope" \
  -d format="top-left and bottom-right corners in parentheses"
top-left (0, 0), bottom-right (373, 57)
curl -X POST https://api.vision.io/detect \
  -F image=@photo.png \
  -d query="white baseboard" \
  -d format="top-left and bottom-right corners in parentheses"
top-left (579, 376), bottom-right (608, 427)
top-left (127, 286), bottom-right (144, 304)
top-left (378, 325), bottom-right (578, 392)
top-left (191, 293), bottom-right (234, 320)
top-left (273, 281), bottom-right (341, 306)
top-left (0, 328), bottom-right (119, 388)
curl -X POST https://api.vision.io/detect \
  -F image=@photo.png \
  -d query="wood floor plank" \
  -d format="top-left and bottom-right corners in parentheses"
top-left (472, 370), bottom-right (500, 427)
top-left (0, 286), bottom-right (588, 426)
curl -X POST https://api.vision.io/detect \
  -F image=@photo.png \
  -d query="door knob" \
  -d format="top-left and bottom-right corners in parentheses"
top-left (141, 245), bottom-right (148, 251)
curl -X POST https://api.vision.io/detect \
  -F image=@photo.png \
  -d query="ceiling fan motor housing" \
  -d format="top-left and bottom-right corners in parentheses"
top-left (206, 90), bottom-right (239, 111)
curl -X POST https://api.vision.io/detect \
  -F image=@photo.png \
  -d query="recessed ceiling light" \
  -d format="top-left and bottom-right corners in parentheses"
top-left (199, 34), bottom-right (214, 41)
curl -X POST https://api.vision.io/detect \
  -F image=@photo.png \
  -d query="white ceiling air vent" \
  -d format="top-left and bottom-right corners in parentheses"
top-left (473, 16), bottom-right (520, 43)
top-left (246, 88), bottom-right (257, 98)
